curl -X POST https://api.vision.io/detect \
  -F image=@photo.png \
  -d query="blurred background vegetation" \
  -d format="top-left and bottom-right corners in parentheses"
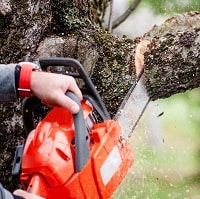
top-left (140, 0), bottom-right (200, 14)
top-left (109, 0), bottom-right (200, 198)
top-left (112, 89), bottom-right (200, 199)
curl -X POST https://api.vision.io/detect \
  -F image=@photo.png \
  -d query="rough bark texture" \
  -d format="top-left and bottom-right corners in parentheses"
top-left (143, 12), bottom-right (200, 100)
top-left (0, 0), bottom-right (51, 63)
top-left (0, 0), bottom-right (199, 192)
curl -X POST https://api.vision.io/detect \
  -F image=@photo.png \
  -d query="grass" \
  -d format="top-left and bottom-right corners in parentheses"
top-left (111, 88), bottom-right (200, 199)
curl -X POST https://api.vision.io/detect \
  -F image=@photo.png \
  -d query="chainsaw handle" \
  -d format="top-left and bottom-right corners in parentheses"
top-left (39, 57), bottom-right (82, 75)
top-left (66, 91), bottom-right (90, 172)
top-left (39, 57), bottom-right (110, 121)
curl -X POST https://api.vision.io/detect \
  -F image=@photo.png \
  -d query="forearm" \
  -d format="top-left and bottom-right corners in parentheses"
top-left (0, 64), bottom-right (18, 102)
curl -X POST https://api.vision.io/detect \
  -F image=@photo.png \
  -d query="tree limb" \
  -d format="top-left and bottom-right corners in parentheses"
top-left (143, 11), bottom-right (200, 100)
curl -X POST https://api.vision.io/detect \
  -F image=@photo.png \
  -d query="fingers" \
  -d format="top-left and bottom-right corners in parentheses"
top-left (13, 189), bottom-right (44, 199)
top-left (31, 72), bottom-right (83, 114)
top-left (53, 76), bottom-right (82, 113)
top-left (47, 76), bottom-right (82, 114)
top-left (65, 76), bottom-right (83, 101)
top-left (50, 91), bottom-right (81, 114)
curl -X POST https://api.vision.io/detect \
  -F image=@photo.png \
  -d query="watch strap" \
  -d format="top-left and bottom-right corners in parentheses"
top-left (18, 63), bottom-right (33, 98)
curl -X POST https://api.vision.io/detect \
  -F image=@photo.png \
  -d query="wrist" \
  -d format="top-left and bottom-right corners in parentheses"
top-left (30, 71), bottom-right (38, 96)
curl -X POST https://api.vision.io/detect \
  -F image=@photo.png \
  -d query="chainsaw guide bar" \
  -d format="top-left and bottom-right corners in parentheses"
top-left (114, 70), bottom-right (150, 139)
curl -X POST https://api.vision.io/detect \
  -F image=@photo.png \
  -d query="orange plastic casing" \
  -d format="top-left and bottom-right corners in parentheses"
top-left (20, 100), bottom-right (134, 199)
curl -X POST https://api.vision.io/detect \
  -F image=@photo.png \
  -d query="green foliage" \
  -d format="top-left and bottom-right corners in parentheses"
top-left (112, 88), bottom-right (200, 198)
top-left (112, 133), bottom-right (200, 198)
top-left (162, 88), bottom-right (200, 137)
top-left (130, 0), bottom-right (200, 14)
top-left (111, 87), bottom-right (200, 198)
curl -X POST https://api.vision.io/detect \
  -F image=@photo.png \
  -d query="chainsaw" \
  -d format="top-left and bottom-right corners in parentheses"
top-left (12, 57), bottom-right (149, 198)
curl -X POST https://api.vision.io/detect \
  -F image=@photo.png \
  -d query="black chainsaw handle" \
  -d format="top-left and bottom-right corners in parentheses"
top-left (39, 57), bottom-right (82, 76)
top-left (39, 57), bottom-right (110, 121)
top-left (66, 91), bottom-right (90, 172)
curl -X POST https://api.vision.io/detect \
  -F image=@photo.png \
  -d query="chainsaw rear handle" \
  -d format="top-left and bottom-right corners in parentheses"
top-left (39, 57), bottom-right (110, 121)
top-left (66, 91), bottom-right (90, 172)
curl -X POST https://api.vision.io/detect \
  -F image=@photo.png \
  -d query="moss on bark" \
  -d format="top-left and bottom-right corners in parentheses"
top-left (143, 12), bottom-right (200, 100)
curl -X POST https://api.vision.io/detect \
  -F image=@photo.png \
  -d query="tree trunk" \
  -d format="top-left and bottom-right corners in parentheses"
top-left (0, 0), bottom-right (199, 191)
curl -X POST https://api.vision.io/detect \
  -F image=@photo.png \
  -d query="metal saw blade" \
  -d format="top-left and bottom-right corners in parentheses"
top-left (114, 74), bottom-right (150, 139)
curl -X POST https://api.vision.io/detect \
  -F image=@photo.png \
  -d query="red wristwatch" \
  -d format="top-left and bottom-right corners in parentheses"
top-left (18, 62), bottom-right (38, 98)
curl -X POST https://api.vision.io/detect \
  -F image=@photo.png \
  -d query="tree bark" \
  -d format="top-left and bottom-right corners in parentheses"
top-left (143, 12), bottom-right (200, 100)
top-left (0, 0), bottom-right (199, 191)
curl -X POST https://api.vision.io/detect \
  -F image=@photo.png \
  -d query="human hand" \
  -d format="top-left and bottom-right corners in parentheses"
top-left (31, 71), bottom-right (82, 114)
top-left (13, 189), bottom-right (44, 199)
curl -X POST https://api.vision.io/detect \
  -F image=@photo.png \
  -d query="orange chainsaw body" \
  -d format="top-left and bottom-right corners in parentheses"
top-left (20, 100), bottom-right (134, 199)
